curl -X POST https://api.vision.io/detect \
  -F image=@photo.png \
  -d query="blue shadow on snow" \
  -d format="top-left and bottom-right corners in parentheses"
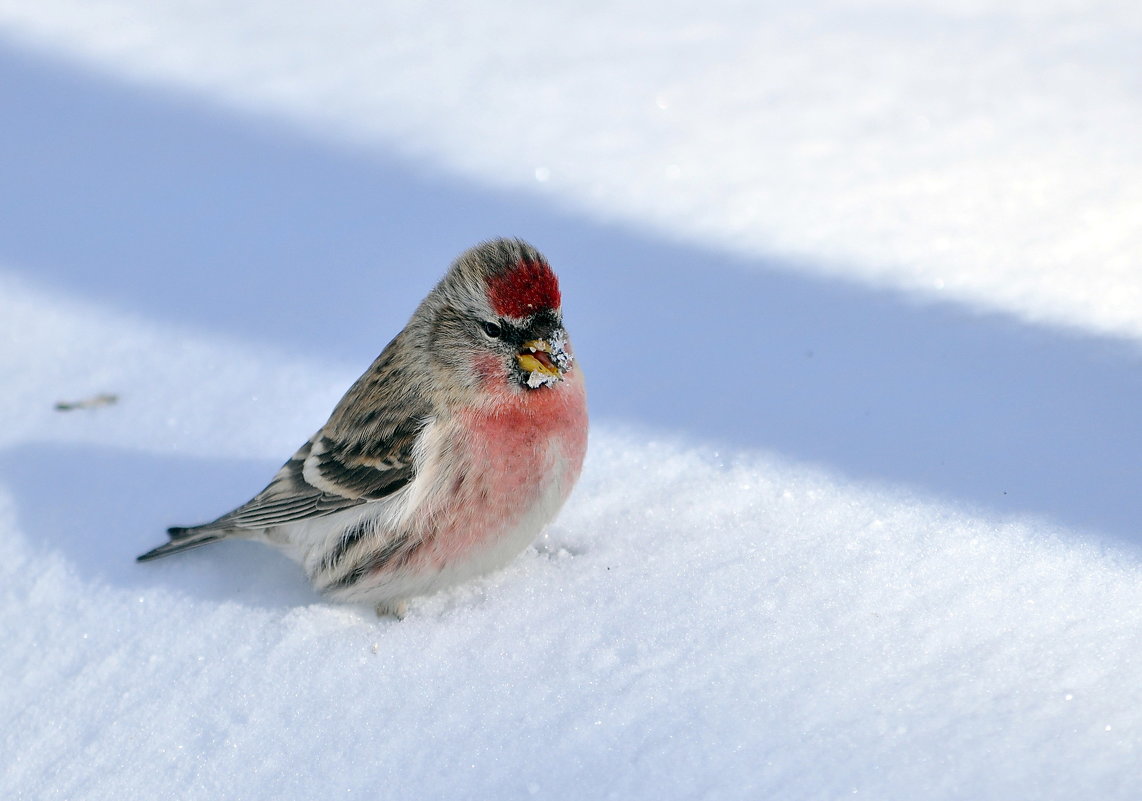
top-left (0, 41), bottom-right (1139, 547)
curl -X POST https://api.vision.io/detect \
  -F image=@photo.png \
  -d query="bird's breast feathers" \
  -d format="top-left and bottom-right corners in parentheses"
top-left (309, 371), bottom-right (587, 602)
top-left (429, 369), bottom-right (588, 561)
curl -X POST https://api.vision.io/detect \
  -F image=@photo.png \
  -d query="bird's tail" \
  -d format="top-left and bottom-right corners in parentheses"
top-left (136, 525), bottom-right (227, 562)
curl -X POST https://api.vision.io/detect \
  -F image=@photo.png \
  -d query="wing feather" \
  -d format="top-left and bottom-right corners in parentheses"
top-left (195, 337), bottom-right (433, 532)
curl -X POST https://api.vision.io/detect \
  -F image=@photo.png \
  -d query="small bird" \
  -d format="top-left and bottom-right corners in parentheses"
top-left (138, 239), bottom-right (588, 617)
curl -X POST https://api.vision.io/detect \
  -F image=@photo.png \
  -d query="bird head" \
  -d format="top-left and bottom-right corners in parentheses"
top-left (422, 239), bottom-right (575, 396)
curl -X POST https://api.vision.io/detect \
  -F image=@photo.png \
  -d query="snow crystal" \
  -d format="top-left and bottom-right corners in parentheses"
top-left (525, 369), bottom-right (556, 389)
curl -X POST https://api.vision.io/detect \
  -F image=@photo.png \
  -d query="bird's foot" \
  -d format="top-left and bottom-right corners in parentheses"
top-left (375, 600), bottom-right (408, 620)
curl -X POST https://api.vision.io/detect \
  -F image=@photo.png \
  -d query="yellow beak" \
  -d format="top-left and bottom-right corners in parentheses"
top-left (516, 339), bottom-right (563, 379)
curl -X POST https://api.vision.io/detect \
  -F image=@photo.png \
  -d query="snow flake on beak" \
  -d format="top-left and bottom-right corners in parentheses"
top-left (518, 334), bottom-right (572, 389)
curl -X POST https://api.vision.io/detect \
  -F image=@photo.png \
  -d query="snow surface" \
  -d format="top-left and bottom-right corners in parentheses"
top-left (1, 2), bottom-right (1141, 799)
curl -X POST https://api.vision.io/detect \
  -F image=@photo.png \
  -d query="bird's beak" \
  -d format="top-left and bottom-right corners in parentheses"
top-left (517, 339), bottom-right (564, 380)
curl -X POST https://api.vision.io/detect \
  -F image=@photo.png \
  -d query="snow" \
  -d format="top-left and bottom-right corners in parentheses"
top-left (525, 369), bottom-right (555, 390)
top-left (1, 2), bottom-right (1140, 799)
top-left (2, 0), bottom-right (1141, 340)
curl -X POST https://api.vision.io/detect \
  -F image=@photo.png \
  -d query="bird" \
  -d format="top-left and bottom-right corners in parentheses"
top-left (138, 238), bottom-right (588, 618)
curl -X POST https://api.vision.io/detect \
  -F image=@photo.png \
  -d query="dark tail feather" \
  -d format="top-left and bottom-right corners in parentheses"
top-left (136, 525), bottom-right (226, 562)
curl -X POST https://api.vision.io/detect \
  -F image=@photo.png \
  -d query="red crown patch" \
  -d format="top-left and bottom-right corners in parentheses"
top-left (487, 258), bottom-right (561, 318)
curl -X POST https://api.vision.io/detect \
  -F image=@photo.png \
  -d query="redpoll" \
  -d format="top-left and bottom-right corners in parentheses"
top-left (138, 239), bottom-right (588, 617)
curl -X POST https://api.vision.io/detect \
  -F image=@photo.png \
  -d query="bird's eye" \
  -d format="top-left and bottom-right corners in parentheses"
top-left (480, 320), bottom-right (504, 339)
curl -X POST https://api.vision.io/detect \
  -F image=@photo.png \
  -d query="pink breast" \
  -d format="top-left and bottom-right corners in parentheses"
top-left (428, 371), bottom-right (588, 563)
